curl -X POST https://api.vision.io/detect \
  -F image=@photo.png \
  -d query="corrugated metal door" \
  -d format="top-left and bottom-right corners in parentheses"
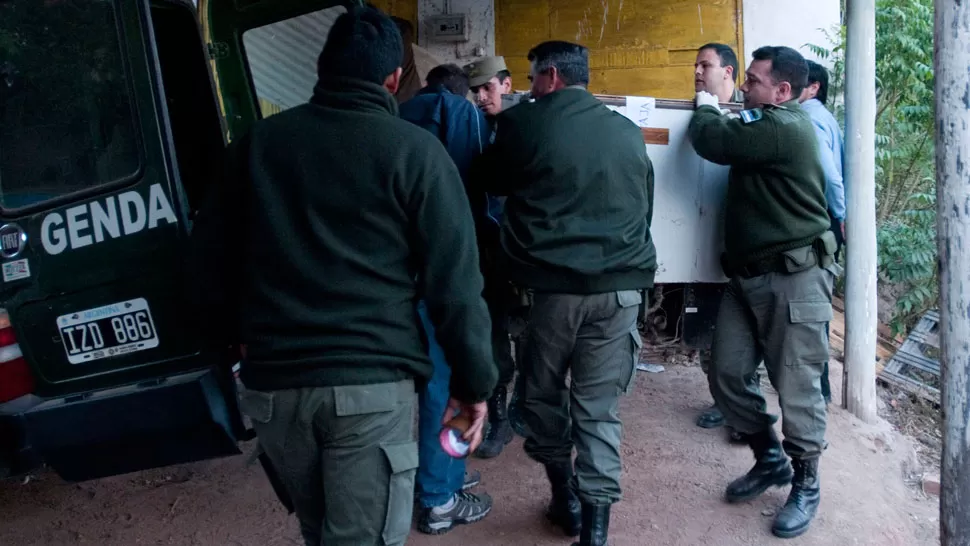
top-left (496, 0), bottom-right (743, 98)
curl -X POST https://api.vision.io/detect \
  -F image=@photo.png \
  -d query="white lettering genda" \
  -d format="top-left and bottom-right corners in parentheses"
top-left (41, 183), bottom-right (178, 255)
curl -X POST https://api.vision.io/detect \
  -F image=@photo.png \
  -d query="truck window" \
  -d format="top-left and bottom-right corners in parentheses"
top-left (242, 6), bottom-right (347, 118)
top-left (0, 0), bottom-right (141, 211)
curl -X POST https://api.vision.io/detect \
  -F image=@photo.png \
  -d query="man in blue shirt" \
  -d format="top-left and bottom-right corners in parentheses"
top-left (800, 61), bottom-right (845, 257)
top-left (400, 64), bottom-right (495, 535)
top-left (799, 60), bottom-right (845, 405)
top-left (414, 59), bottom-right (519, 460)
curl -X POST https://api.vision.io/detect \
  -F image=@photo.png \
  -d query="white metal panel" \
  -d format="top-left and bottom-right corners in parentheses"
top-left (242, 6), bottom-right (347, 111)
top-left (606, 97), bottom-right (730, 284)
top-left (649, 106), bottom-right (730, 284)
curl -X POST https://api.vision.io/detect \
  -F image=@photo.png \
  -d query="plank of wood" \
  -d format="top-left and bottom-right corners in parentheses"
top-left (642, 128), bottom-right (670, 145)
top-left (828, 306), bottom-right (893, 374)
top-left (831, 295), bottom-right (900, 350)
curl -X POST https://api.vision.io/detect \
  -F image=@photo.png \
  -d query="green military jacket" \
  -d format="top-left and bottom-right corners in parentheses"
top-left (474, 87), bottom-right (657, 294)
top-left (688, 100), bottom-right (830, 270)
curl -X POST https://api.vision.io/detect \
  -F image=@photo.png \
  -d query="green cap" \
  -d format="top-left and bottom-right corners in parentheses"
top-left (463, 56), bottom-right (508, 88)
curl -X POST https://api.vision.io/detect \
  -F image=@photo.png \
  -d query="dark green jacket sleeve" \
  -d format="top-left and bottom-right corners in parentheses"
top-left (410, 150), bottom-right (498, 404)
top-left (688, 105), bottom-right (782, 166)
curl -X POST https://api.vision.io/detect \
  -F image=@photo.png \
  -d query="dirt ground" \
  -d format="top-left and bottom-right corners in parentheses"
top-left (0, 359), bottom-right (940, 546)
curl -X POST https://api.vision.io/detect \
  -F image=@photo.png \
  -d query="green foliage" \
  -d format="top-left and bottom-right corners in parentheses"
top-left (876, 190), bottom-right (938, 334)
top-left (809, 0), bottom-right (937, 333)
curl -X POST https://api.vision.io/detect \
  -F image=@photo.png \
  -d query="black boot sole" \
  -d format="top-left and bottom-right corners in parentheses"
top-left (724, 468), bottom-right (794, 504)
top-left (696, 415), bottom-right (725, 429)
top-left (772, 519), bottom-right (812, 539)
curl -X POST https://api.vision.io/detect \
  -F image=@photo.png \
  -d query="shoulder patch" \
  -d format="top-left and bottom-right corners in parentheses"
top-left (739, 108), bottom-right (763, 124)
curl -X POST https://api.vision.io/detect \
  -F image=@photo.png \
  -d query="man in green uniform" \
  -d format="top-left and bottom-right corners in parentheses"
top-left (688, 46), bottom-right (837, 540)
top-left (191, 7), bottom-right (497, 546)
top-left (475, 41), bottom-right (656, 546)
top-left (464, 56), bottom-right (513, 120)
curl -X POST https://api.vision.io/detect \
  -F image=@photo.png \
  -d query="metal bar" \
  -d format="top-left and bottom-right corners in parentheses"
top-left (842, 0), bottom-right (878, 422)
top-left (592, 95), bottom-right (742, 112)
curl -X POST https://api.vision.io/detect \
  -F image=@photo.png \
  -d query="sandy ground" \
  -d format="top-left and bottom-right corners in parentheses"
top-left (0, 360), bottom-right (940, 546)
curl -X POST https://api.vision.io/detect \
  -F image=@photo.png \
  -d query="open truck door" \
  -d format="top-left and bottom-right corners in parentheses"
top-left (202, 0), bottom-right (415, 138)
top-left (0, 0), bottom-right (245, 481)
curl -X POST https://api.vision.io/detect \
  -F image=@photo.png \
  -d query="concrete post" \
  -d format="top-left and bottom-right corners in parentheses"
top-left (842, 0), bottom-right (878, 422)
top-left (934, 1), bottom-right (970, 542)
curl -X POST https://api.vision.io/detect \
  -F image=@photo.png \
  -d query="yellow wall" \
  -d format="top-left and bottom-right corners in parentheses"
top-left (496, 0), bottom-right (743, 99)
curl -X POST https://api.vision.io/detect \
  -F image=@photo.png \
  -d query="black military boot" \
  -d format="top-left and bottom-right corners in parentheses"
top-left (571, 503), bottom-right (610, 546)
top-left (772, 458), bottom-right (821, 538)
top-left (544, 463), bottom-right (582, 537)
top-left (475, 386), bottom-right (513, 459)
top-left (725, 428), bottom-right (794, 503)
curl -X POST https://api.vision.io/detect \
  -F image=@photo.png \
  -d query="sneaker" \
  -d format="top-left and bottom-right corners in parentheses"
top-left (417, 490), bottom-right (493, 535)
top-left (462, 470), bottom-right (481, 490)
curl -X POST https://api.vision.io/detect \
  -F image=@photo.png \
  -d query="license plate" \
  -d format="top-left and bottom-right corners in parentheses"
top-left (57, 298), bottom-right (159, 364)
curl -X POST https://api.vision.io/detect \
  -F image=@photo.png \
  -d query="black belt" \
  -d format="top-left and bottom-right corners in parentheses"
top-left (728, 243), bottom-right (825, 279)
top-left (734, 256), bottom-right (789, 279)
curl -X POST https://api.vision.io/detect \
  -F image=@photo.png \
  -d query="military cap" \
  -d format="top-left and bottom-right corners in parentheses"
top-left (463, 56), bottom-right (508, 88)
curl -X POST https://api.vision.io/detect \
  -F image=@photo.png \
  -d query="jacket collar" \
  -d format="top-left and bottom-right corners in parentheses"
top-left (310, 76), bottom-right (399, 116)
top-left (535, 85), bottom-right (592, 104)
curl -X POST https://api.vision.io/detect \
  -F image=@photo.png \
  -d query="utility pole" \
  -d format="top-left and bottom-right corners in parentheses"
top-left (843, 0), bottom-right (878, 422)
top-left (935, 1), bottom-right (970, 543)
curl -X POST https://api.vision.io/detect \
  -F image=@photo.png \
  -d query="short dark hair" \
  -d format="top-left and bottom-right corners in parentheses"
top-left (527, 41), bottom-right (590, 87)
top-left (427, 64), bottom-right (470, 96)
top-left (805, 60), bottom-right (830, 105)
top-left (698, 43), bottom-right (739, 80)
top-left (317, 6), bottom-right (403, 84)
top-left (751, 45), bottom-right (809, 99)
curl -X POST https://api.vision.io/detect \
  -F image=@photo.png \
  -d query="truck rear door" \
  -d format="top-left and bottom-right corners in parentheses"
top-left (0, 0), bottom-right (244, 480)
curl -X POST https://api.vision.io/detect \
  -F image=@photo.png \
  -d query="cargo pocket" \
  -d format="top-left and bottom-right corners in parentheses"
top-left (623, 327), bottom-right (643, 394)
top-left (238, 389), bottom-right (274, 424)
top-left (781, 245), bottom-right (818, 274)
top-left (380, 441), bottom-right (419, 546)
top-left (616, 289), bottom-right (643, 308)
top-left (787, 300), bottom-right (833, 366)
top-left (823, 261), bottom-right (845, 279)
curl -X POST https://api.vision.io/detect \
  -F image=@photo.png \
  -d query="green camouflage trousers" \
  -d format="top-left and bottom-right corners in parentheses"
top-left (240, 380), bottom-right (418, 546)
